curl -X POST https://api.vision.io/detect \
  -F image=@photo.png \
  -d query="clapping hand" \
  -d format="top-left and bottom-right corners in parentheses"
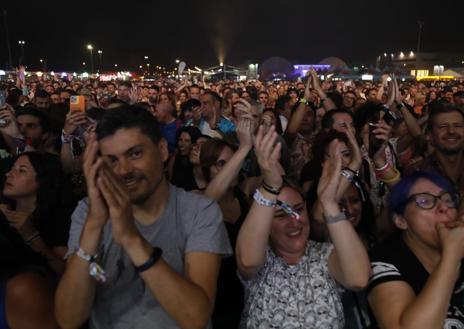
top-left (317, 140), bottom-right (343, 207)
top-left (96, 161), bottom-right (139, 247)
top-left (254, 125), bottom-right (283, 190)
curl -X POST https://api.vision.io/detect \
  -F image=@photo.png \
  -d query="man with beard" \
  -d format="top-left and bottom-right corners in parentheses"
top-left (406, 105), bottom-right (464, 213)
top-left (55, 106), bottom-right (231, 329)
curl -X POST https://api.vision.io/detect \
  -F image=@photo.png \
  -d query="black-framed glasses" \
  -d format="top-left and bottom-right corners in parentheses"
top-left (403, 191), bottom-right (458, 210)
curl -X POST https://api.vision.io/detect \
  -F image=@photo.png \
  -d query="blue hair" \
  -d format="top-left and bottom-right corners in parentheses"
top-left (389, 171), bottom-right (458, 218)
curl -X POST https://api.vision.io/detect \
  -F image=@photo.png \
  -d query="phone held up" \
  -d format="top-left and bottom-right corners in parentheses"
top-left (70, 95), bottom-right (86, 112)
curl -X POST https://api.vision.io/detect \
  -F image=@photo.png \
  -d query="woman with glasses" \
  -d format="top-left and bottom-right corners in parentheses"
top-left (368, 171), bottom-right (464, 328)
top-left (236, 126), bottom-right (370, 328)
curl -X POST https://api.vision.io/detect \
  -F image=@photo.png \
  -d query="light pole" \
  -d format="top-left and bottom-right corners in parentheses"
top-left (39, 58), bottom-right (47, 72)
top-left (97, 50), bottom-right (103, 72)
top-left (87, 44), bottom-right (94, 74)
top-left (415, 21), bottom-right (424, 78)
top-left (18, 40), bottom-right (25, 65)
top-left (144, 56), bottom-right (149, 74)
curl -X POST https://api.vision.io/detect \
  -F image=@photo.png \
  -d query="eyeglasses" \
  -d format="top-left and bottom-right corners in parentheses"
top-left (403, 191), bottom-right (458, 210)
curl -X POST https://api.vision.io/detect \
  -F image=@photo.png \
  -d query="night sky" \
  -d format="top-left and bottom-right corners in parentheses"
top-left (1, 0), bottom-right (463, 72)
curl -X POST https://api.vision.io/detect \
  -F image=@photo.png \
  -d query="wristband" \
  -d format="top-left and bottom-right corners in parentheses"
top-left (253, 189), bottom-right (276, 207)
top-left (61, 130), bottom-right (74, 144)
top-left (134, 247), bottom-right (163, 274)
top-left (323, 212), bottom-right (347, 224)
top-left (76, 247), bottom-right (106, 283)
top-left (299, 98), bottom-right (309, 105)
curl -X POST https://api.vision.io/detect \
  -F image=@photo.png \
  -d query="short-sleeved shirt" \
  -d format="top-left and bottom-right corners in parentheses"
top-left (368, 233), bottom-right (464, 327)
top-left (66, 185), bottom-right (232, 329)
top-left (239, 241), bottom-right (344, 329)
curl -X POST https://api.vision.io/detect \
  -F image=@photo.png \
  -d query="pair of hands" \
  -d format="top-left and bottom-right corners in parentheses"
top-left (302, 68), bottom-right (328, 102)
top-left (384, 74), bottom-right (403, 108)
top-left (254, 124), bottom-right (343, 206)
top-left (83, 134), bottom-right (138, 246)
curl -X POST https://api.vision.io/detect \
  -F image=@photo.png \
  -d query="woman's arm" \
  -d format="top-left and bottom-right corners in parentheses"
top-left (369, 222), bottom-right (464, 329)
top-left (317, 143), bottom-right (370, 290)
top-left (236, 126), bottom-right (282, 279)
top-left (204, 117), bottom-right (253, 202)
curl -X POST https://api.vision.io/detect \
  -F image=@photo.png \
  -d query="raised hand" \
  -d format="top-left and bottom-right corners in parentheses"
top-left (82, 133), bottom-right (109, 229)
top-left (96, 162), bottom-right (139, 247)
top-left (303, 73), bottom-right (312, 101)
top-left (236, 117), bottom-right (253, 150)
top-left (393, 75), bottom-right (403, 105)
top-left (309, 68), bottom-right (321, 92)
top-left (344, 127), bottom-right (362, 171)
top-left (129, 87), bottom-right (140, 104)
top-left (254, 125), bottom-right (283, 189)
top-left (437, 220), bottom-right (464, 260)
top-left (64, 110), bottom-right (88, 135)
top-left (371, 120), bottom-right (392, 166)
top-left (0, 105), bottom-right (22, 138)
top-left (317, 141), bottom-right (343, 206)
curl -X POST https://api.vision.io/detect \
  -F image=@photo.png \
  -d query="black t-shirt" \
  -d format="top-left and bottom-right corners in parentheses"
top-left (368, 233), bottom-right (464, 327)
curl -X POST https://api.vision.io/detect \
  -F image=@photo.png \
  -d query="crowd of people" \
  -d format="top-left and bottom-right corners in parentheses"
top-left (0, 66), bottom-right (464, 329)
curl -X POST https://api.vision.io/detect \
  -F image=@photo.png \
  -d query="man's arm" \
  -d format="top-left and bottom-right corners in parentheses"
top-left (55, 134), bottom-right (110, 329)
top-left (96, 163), bottom-right (224, 329)
top-left (55, 221), bottom-right (103, 329)
top-left (123, 236), bottom-right (221, 329)
top-left (205, 116), bottom-right (253, 201)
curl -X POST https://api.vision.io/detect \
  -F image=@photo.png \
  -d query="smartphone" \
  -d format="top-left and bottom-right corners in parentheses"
top-left (70, 95), bottom-right (86, 112)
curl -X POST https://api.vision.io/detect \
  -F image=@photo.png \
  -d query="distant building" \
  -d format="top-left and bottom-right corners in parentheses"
top-left (376, 51), bottom-right (464, 78)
